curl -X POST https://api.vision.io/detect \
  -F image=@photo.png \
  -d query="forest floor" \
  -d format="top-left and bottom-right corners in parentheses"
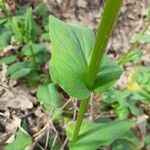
top-left (0, 0), bottom-right (150, 150)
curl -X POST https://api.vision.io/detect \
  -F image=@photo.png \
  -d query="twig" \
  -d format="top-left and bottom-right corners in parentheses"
top-left (37, 143), bottom-right (45, 150)
top-left (51, 98), bottom-right (72, 121)
top-left (45, 125), bottom-right (50, 150)
top-left (60, 138), bottom-right (68, 150)
top-left (118, 20), bottom-right (150, 65)
top-left (33, 123), bottom-right (49, 138)
top-left (51, 134), bottom-right (58, 150)
top-left (72, 99), bottom-right (77, 121)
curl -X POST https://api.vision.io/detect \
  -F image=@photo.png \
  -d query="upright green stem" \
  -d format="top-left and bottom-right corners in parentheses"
top-left (72, 0), bottom-right (123, 142)
top-left (86, 0), bottom-right (123, 89)
top-left (72, 98), bottom-right (89, 142)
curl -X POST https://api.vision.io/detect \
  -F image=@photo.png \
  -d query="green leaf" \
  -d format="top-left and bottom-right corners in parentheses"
top-left (21, 43), bottom-right (46, 56)
top-left (145, 135), bottom-right (150, 145)
top-left (49, 15), bottom-right (94, 99)
top-left (0, 18), bottom-right (7, 25)
top-left (5, 129), bottom-right (32, 150)
top-left (112, 130), bottom-right (141, 150)
top-left (66, 120), bottom-right (132, 150)
top-left (36, 2), bottom-right (49, 17)
top-left (95, 55), bottom-right (122, 93)
top-left (6, 62), bottom-right (31, 80)
top-left (49, 16), bottom-right (122, 99)
top-left (0, 27), bottom-right (12, 50)
top-left (102, 90), bottom-right (141, 118)
top-left (25, 8), bottom-right (35, 41)
top-left (118, 48), bottom-right (143, 65)
top-left (132, 34), bottom-right (150, 43)
top-left (0, 0), bottom-right (6, 12)
top-left (136, 67), bottom-right (150, 88)
top-left (138, 89), bottom-right (150, 103)
top-left (6, 62), bottom-right (29, 76)
top-left (41, 32), bottom-right (50, 41)
top-left (11, 17), bottom-right (24, 42)
top-left (112, 140), bottom-right (136, 150)
top-left (10, 68), bottom-right (31, 80)
top-left (115, 105), bottom-right (129, 120)
top-left (15, 7), bottom-right (27, 17)
top-left (27, 71), bottom-right (40, 86)
top-left (135, 66), bottom-right (150, 102)
top-left (36, 83), bottom-right (63, 120)
top-left (0, 55), bottom-right (16, 65)
top-left (147, 7), bottom-right (150, 21)
top-left (49, 137), bottom-right (61, 150)
top-left (35, 51), bottom-right (49, 65)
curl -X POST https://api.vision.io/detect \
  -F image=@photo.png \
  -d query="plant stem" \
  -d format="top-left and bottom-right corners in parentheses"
top-left (72, 98), bottom-right (89, 142)
top-left (72, 0), bottom-right (123, 142)
top-left (86, 0), bottom-right (123, 89)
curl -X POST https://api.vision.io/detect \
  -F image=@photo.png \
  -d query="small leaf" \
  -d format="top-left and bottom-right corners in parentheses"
top-left (136, 67), bottom-right (150, 87)
top-left (112, 140), bottom-right (136, 150)
top-left (112, 130), bottom-right (141, 150)
top-left (27, 71), bottom-right (40, 86)
top-left (36, 83), bottom-right (63, 120)
top-left (0, 18), bottom-right (7, 25)
top-left (35, 51), bottom-right (49, 65)
top-left (11, 17), bottom-right (24, 42)
top-left (66, 120), bottom-right (132, 150)
top-left (0, 55), bottom-right (16, 65)
top-left (115, 105), bottom-right (129, 120)
top-left (5, 129), bottom-right (32, 150)
top-left (95, 55), bottom-right (122, 93)
top-left (6, 62), bottom-right (29, 76)
top-left (41, 32), bottom-right (50, 41)
top-left (10, 68), bottom-right (31, 80)
top-left (102, 90), bottom-right (141, 118)
top-left (25, 8), bottom-right (35, 41)
top-left (118, 48), bottom-right (143, 65)
top-left (138, 89), bottom-right (150, 103)
top-left (6, 62), bottom-right (31, 79)
top-left (0, 0), bottom-right (6, 12)
top-left (145, 135), bottom-right (150, 145)
top-left (132, 34), bottom-right (150, 43)
top-left (36, 2), bottom-right (49, 17)
top-left (147, 7), bottom-right (150, 21)
top-left (0, 27), bottom-right (12, 50)
top-left (21, 43), bottom-right (46, 56)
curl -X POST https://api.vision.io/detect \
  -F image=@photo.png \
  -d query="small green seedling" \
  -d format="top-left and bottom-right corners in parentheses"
top-left (0, 6), bottom-right (50, 86)
top-left (102, 89), bottom-right (142, 120)
top-left (49, 0), bottom-right (132, 147)
top-left (118, 6), bottom-right (150, 65)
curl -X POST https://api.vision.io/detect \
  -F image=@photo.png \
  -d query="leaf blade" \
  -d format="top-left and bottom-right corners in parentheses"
top-left (66, 120), bottom-right (132, 150)
top-left (5, 129), bottom-right (32, 150)
top-left (49, 16), bottom-right (94, 99)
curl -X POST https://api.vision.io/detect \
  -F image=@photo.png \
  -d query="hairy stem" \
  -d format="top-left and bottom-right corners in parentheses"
top-left (72, 0), bottom-right (123, 142)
